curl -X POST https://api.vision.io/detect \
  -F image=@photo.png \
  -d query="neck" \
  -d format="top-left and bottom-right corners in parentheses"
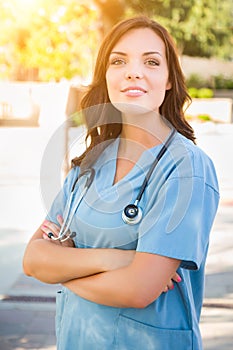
top-left (120, 112), bottom-right (171, 151)
top-left (121, 125), bottom-right (158, 149)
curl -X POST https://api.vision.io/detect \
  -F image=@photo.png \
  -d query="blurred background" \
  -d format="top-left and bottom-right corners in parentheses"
top-left (0, 1), bottom-right (232, 349)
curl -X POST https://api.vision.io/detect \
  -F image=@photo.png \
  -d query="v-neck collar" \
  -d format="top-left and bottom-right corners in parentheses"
top-left (94, 136), bottom-right (167, 190)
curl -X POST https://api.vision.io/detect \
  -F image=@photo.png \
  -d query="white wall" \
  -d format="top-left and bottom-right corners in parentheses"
top-left (0, 82), bottom-right (70, 129)
top-left (181, 55), bottom-right (233, 79)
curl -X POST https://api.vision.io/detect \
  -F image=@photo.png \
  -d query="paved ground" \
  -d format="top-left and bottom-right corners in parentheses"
top-left (0, 122), bottom-right (232, 349)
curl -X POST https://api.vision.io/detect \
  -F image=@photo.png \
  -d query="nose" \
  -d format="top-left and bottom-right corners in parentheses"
top-left (125, 63), bottom-right (143, 80)
top-left (125, 71), bottom-right (143, 80)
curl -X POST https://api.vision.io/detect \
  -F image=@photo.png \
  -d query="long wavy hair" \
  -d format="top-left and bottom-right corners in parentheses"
top-left (72, 16), bottom-right (195, 169)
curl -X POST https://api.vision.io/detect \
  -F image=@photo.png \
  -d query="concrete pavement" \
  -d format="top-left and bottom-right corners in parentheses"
top-left (0, 122), bottom-right (232, 349)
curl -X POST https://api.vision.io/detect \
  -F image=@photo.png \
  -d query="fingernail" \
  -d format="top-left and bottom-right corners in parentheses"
top-left (171, 284), bottom-right (174, 290)
top-left (177, 276), bottom-right (182, 283)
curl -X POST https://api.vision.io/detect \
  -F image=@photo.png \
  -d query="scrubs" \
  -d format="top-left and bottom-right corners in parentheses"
top-left (47, 132), bottom-right (219, 350)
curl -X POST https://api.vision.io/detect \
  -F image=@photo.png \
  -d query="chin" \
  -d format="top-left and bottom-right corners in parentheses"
top-left (111, 102), bottom-right (156, 117)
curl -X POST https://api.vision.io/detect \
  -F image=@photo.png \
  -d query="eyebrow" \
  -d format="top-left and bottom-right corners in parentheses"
top-left (110, 51), bottom-right (162, 57)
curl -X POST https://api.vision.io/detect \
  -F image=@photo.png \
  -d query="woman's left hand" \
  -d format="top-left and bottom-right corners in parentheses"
top-left (41, 215), bottom-right (75, 248)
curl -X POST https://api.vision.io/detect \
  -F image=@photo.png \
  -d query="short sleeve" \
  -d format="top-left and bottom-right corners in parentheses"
top-left (45, 167), bottom-right (80, 225)
top-left (137, 176), bottom-right (219, 270)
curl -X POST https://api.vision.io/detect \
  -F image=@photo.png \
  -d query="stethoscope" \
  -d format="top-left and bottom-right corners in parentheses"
top-left (48, 168), bottom-right (95, 242)
top-left (48, 128), bottom-right (176, 242)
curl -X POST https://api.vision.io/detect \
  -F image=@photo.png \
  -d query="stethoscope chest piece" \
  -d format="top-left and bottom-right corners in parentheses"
top-left (122, 203), bottom-right (143, 225)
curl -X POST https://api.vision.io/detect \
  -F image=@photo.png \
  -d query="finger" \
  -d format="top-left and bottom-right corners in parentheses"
top-left (57, 215), bottom-right (64, 226)
top-left (167, 280), bottom-right (174, 290)
top-left (42, 230), bottom-right (62, 246)
top-left (41, 221), bottom-right (60, 236)
top-left (41, 224), bottom-right (59, 238)
top-left (41, 227), bottom-right (58, 240)
top-left (42, 233), bottom-right (59, 245)
top-left (42, 233), bottom-right (50, 240)
top-left (172, 272), bottom-right (182, 283)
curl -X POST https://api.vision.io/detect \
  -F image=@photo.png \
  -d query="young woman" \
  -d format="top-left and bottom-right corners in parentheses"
top-left (23, 16), bottom-right (219, 350)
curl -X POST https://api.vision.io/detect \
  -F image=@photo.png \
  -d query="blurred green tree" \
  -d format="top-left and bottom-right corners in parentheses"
top-left (0, 0), bottom-right (232, 82)
top-left (95, 0), bottom-right (232, 59)
top-left (0, 0), bottom-right (100, 81)
top-left (123, 0), bottom-right (233, 59)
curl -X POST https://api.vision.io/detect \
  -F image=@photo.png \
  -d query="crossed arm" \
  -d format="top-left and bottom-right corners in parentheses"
top-left (23, 217), bottom-right (181, 308)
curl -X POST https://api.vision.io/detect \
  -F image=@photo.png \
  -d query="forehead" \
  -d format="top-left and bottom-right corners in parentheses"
top-left (111, 28), bottom-right (166, 54)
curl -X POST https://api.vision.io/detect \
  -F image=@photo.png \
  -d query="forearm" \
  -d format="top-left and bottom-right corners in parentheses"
top-left (23, 238), bottom-right (134, 284)
top-left (63, 267), bottom-right (141, 308)
top-left (63, 253), bottom-right (181, 308)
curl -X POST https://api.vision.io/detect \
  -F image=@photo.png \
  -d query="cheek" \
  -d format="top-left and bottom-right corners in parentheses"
top-left (106, 71), bottom-right (119, 100)
top-left (105, 71), bottom-right (112, 92)
top-left (151, 75), bottom-right (170, 96)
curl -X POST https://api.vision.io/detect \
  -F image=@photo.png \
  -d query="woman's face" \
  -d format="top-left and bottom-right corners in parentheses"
top-left (106, 28), bottom-right (171, 116)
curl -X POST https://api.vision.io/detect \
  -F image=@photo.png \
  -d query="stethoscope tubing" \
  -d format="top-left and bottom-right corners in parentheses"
top-left (51, 128), bottom-right (176, 239)
top-left (135, 128), bottom-right (176, 202)
top-left (50, 169), bottom-right (95, 242)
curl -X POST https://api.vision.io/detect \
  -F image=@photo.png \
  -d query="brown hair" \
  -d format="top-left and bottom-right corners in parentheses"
top-left (72, 16), bottom-right (195, 169)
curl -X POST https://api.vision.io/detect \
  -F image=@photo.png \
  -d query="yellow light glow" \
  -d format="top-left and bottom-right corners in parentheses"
top-left (8, 0), bottom-right (40, 12)
top-left (15, 0), bottom-right (38, 5)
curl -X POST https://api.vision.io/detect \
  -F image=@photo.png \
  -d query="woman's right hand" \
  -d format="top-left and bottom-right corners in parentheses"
top-left (41, 215), bottom-right (75, 248)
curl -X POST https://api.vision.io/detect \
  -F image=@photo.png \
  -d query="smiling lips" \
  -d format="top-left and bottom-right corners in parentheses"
top-left (121, 86), bottom-right (147, 97)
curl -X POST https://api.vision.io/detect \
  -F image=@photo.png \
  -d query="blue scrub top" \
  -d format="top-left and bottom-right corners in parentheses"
top-left (47, 132), bottom-right (219, 350)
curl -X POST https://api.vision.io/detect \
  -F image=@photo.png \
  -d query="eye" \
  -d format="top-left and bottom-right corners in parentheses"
top-left (145, 59), bottom-right (160, 66)
top-left (110, 57), bottom-right (126, 65)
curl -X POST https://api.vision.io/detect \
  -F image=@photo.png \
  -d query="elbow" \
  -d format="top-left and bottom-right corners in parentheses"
top-left (22, 240), bottom-right (44, 278)
top-left (22, 251), bottom-right (50, 283)
top-left (22, 240), bottom-right (59, 284)
top-left (23, 249), bottom-right (35, 277)
top-left (133, 299), bottom-right (150, 309)
top-left (124, 288), bottom-right (160, 309)
top-left (129, 296), bottom-right (158, 309)
top-left (23, 262), bottom-right (31, 277)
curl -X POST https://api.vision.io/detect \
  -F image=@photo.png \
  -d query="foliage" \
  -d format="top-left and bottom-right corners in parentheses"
top-left (186, 74), bottom-right (210, 89)
top-left (197, 88), bottom-right (214, 99)
top-left (188, 87), bottom-right (214, 98)
top-left (197, 114), bottom-right (212, 122)
top-left (213, 75), bottom-right (233, 90)
top-left (0, 0), bottom-right (100, 81)
top-left (95, 0), bottom-right (232, 59)
top-left (0, 0), bottom-right (232, 81)
top-left (186, 73), bottom-right (233, 90)
top-left (124, 0), bottom-right (233, 59)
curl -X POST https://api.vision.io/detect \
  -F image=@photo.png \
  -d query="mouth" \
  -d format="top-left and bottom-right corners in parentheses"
top-left (121, 86), bottom-right (147, 97)
top-left (121, 86), bottom-right (147, 93)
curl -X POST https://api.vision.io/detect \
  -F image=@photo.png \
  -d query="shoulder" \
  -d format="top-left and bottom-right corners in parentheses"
top-left (167, 132), bottom-right (219, 192)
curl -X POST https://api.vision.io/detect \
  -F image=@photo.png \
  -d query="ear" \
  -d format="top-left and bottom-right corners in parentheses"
top-left (166, 81), bottom-right (172, 90)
